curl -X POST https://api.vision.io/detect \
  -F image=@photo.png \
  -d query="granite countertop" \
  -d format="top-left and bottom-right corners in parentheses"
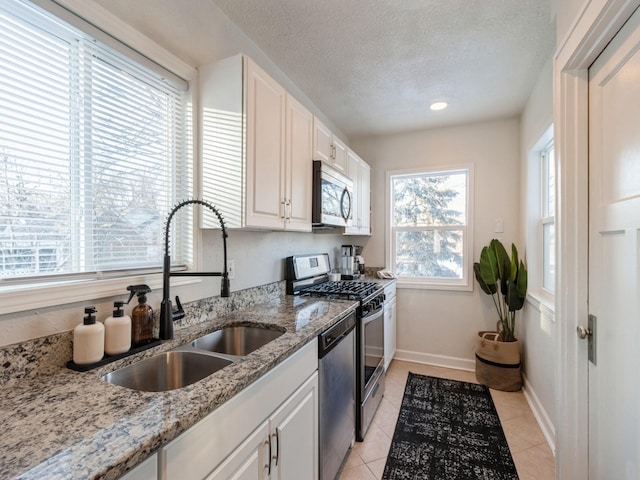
top-left (0, 294), bottom-right (359, 480)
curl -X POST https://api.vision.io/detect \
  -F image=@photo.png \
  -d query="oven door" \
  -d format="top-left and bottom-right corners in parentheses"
top-left (358, 303), bottom-right (385, 440)
top-left (362, 306), bottom-right (384, 391)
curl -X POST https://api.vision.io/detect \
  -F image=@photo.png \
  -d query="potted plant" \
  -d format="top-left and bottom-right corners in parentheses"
top-left (473, 238), bottom-right (528, 391)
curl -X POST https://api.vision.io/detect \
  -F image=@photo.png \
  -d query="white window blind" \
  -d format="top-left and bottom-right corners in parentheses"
top-left (0, 0), bottom-right (192, 282)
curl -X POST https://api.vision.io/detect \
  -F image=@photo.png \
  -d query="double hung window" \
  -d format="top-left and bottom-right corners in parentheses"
top-left (387, 165), bottom-right (473, 290)
top-left (0, 0), bottom-right (192, 284)
top-left (541, 140), bottom-right (555, 293)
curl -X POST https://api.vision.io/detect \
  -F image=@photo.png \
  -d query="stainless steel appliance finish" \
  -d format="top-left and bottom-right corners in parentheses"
top-left (312, 160), bottom-right (353, 228)
top-left (318, 310), bottom-right (357, 480)
top-left (358, 298), bottom-right (385, 441)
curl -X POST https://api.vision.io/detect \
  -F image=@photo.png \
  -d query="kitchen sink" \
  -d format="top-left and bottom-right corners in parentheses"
top-left (102, 350), bottom-right (233, 392)
top-left (192, 325), bottom-right (284, 357)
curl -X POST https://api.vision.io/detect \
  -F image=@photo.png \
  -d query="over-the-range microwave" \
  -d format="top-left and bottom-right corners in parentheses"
top-left (312, 160), bottom-right (353, 229)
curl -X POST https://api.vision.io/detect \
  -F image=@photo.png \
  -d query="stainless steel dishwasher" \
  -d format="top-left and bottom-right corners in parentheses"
top-left (318, 309), bottom-right (357, 480)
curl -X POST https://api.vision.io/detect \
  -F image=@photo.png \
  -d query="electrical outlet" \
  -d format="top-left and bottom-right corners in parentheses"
top-left (228, 259), bottom-right (235, 280)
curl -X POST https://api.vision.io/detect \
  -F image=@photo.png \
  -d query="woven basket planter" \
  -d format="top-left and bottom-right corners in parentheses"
top-left (475, 331), bottom-right (522, 391)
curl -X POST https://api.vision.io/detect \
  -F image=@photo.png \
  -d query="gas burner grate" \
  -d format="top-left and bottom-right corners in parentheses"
top-left (300, 281), bottom-right (380, 300)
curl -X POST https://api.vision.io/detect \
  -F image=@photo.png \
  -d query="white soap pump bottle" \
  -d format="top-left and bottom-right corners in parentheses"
top-left (104, 301), bottom-right (131, 355)
top-left (73, 306), bottom-right (104, 365)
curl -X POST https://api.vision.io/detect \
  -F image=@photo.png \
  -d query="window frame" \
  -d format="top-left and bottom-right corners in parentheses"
top-left (385, 164), bottom-right (474, 291)
top-left (526, 125), bottom-right (555, 308)
top-left (540, 139), bottom-right (555, 294)
top-left (0, 0), bottom-right (198, 315)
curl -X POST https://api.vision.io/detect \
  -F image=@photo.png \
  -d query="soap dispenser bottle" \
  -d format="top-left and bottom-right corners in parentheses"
top-left (104, 300), bottom-right (131, 355)
top-left (73, 306), bottom-right (105, 365)
top-left (127, 284), bottom-right (154, 347)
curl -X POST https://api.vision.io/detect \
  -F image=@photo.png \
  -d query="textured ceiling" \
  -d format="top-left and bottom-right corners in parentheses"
top-left (210, 0), bottom-right (555, 138)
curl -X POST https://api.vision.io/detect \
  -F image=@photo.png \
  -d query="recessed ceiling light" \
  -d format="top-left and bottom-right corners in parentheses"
top-left (430, 101), bottom-right (448, 111)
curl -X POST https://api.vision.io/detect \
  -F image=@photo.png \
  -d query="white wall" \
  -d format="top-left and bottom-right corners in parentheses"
top-left (351, 117), bottom-right (521, 367)
top-left (0, 0), bottom-right (349, 347)
top-left (552, 0), bottom-right (590, 47)
top-left (519, 55), bottom-right (556, 448)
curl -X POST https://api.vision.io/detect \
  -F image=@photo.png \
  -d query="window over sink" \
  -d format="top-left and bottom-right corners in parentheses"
top-left (0, 0), bottom-right (196, 315)
top-left (0, 0), bottom-right (192, 286)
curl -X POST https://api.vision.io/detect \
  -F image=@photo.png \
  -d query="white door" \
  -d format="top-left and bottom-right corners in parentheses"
top-left (587, 8), bottom-right (640, 479)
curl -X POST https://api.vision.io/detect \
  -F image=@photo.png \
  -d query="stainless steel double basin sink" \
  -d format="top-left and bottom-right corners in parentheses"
top-left (102, 326), bottom-right (284, 392)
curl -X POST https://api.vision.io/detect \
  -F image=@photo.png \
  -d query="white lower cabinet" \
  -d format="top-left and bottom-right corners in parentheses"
top-left (205, 421), bottom-right (270, 480)
top-left (206, 373), bottom-right (318, 480)
top-left (160, 340), bottom-right (318, 480)
top-left (383, 282), bottom-right (397, 370)
top-left (269, 374), bottom-right (318, 480)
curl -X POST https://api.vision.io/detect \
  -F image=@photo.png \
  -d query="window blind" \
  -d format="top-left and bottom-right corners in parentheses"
top-left (0, 0), bottom-right (192, 281)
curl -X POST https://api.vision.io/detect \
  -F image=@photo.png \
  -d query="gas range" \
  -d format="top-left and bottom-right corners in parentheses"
top-left (286, 253), bottom-right (386, 443)
top-left (285, 253), bottom-right (383, 304)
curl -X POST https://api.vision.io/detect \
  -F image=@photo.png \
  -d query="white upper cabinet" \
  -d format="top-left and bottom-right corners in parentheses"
top-left (245, 58), bottom-right (287, 229)
top-left (200, 54), bottom-right (312, 231)
top-left (313, 117), bottom-right (347, 173)
top-left (284, 94), bottom-right (314, 232)
top-left (345, 149), bottom-right (371, 236)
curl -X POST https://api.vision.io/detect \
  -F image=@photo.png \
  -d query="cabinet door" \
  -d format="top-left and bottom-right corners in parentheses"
top-left (206, 421), bottom-right (270, 480)
top-left (332, 136), bottom-right (348, 173)
top-left (344, 150), bottom-right (361, 234)
top-left (358, 160), bottom-right (371, 234)
top-left (384, 297), bottom-right (397, 370)
top-left (120, 454), bottom-right (157, 480)
top-left (312, 118), bottom-right (332, 164)
top-left (285, 95), bottom-right (313, 232)
top-left (245, 58), bottom-right (286, 229)
top-left (269, 373), bottom-right (318, 480)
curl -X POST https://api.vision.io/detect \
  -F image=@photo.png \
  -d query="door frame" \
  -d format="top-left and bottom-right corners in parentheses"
top-left (554, 1), bottom-right (640, 478)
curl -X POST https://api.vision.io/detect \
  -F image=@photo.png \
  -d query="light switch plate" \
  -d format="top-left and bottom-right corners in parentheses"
top-left (494, 219), bottom-right (504, 233)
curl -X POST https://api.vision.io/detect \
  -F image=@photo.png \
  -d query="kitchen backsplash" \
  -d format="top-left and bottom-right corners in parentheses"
top-left (0, 281), bottom-right (285, 387)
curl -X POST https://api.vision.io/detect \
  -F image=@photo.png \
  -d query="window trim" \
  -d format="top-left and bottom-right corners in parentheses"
top-left (0, 0), bottom-right (198, 315)
top-left (526, 125), bottom-right (555, 307)
top-left (385, 164), bottom-right (474, 291)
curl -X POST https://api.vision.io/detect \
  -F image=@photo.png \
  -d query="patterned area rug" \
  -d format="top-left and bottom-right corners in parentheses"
top-left (382, 373), bottom-right (519, 479)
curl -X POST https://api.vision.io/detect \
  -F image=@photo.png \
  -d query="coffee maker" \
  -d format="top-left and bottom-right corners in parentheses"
top-left (340, 245), bottom-right (359, 279)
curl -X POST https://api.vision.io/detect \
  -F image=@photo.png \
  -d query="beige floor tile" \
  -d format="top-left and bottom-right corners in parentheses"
top-left (338, 464), bottom-right (377, 480)
top-left (501, 411), bottom-right (547, 447)
top-left (366, 458), bottom-right (387, 479)
top-left (353, 424), bottom-right (392, 463)
top-left (342, 448), bottom-right (364, 469)
top-left (511, 444), bottom-right (556, 479)
top-left (372, 398), bottom-right (400, 438)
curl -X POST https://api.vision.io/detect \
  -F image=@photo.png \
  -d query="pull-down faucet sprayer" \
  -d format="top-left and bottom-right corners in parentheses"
top-left (159, 199), bottom-right (230, 340)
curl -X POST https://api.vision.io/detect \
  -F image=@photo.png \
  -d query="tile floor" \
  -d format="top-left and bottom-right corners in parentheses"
top-left (338, 360), bottom-right (556, 480)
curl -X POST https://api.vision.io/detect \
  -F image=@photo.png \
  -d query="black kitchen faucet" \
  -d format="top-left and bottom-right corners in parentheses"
top-left (159, 199), bottom-right (230, 340)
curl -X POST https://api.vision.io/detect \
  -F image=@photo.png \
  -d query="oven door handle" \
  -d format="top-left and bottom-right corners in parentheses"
top-left (362, 307), bottom-right (384, 325)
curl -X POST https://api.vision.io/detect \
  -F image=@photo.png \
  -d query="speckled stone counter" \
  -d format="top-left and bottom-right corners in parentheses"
top-left (0, 294), bottom-right (358, 480)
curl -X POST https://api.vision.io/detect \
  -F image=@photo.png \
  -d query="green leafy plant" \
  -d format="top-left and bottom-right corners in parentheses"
top-left (473, 239), bottom-right (528, 342)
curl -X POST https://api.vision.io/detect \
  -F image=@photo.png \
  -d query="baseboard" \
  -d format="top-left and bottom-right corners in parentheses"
top-left (522, 372), bottom-right (556, 455)
top-left (394, 349), bottom-right (475, 372)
